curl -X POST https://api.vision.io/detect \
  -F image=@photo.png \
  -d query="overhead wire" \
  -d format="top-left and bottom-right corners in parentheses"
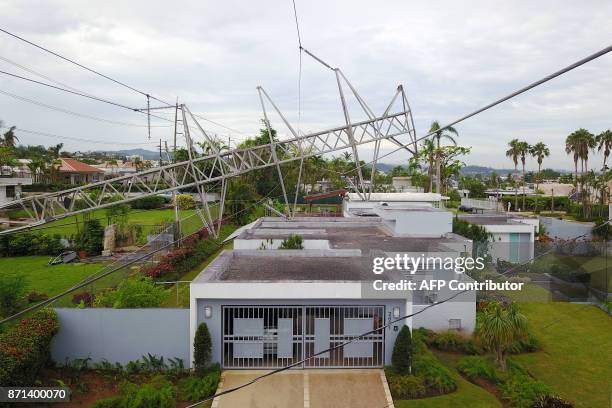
top-left (0, 27), bottom-right (173, 107)
top-left (0, 89), bottom-right (171, 128)
top-left (1, 126), bottom-right (164, 146)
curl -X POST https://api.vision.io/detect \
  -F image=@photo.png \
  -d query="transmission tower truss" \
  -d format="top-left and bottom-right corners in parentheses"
top-left (0, 85), bottom-right (418, 235)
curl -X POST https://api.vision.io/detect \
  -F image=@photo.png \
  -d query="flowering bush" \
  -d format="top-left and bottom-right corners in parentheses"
top-left (0, 308), bottom-right (60, 386)
top-left (72, 291), bottom-right (95, 307)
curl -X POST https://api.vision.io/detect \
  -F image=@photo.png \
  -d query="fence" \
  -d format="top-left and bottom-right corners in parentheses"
top-left (460, 197), bottom-right (503, 212)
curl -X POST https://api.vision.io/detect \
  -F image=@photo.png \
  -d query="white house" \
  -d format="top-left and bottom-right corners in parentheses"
top-left (189, 214), bottom-right (476, 369)
top-left (459, 214), bottom-right (538, 263)
top-left (343, 192), bottom-right (448, 217)
top-left (0, 167), bottom-right (32, 205)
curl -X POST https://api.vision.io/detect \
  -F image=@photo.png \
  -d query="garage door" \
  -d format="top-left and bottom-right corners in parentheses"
top-left (222, 305), bottom-right (385, 369)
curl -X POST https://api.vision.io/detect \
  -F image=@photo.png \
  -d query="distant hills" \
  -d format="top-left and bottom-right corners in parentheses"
top-left (96, 150), bottom-right (570, 175)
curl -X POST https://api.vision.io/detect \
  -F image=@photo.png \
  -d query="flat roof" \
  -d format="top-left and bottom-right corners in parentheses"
top-left (458, 215), bottom-right (531, 226)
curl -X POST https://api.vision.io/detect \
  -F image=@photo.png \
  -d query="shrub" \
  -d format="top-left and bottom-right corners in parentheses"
top-left (412, 330), bottom-right (457, 394)
top-left (72, 291), bottom-right (95, 307)
top-left (457, 356), bottom-right (499, 383)
top-left (508, 331), bottom-right (540, 354)
top-left (130, 195), bottom-right (167, 210)
top-left (500, 371), bottom-right (552, 408)
top-left (194, 322), bottom-right (212, 374)
top-left (179, 364), bottom-right (221, 401)
top-left (532, 395), bottom-right (574, 408)
top-left (420, 329), bottom-right (483, 355)
top-left (0, 309), bottom-right (60, 385)
top-left (93, 277), bottom-right (167, 308)
top-left (0, 273), bottom-right (27, 316)
top-left (175, 194), bottom-right (196, 210)
top-left (392, 326), bottom-right (412, 374)
top-left (27, 291), bottom-right (49, 303)
top-left (92, 376), bottom-right (175, 408)
top-left (385, 370), bottom-right (426, 399)
top-left (0, 232), bottom-right (64, 257)
top-left (279, 234), bottom-right (304, 249)
top-left (76, 219), bottom-right (104, 256)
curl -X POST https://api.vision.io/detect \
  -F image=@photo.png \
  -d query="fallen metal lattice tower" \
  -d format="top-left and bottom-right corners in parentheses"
top-left (0, 76), bottom-right (418, 237)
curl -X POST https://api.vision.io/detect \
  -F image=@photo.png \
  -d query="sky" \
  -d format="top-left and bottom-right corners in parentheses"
top-left (0, 0), bottom-right (611, 171)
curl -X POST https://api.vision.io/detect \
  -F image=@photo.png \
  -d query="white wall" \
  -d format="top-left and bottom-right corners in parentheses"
top-left (233, 238), bottom-right (330, 250)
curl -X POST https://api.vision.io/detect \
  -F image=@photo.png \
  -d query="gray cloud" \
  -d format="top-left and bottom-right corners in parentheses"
top-left (0, 0), bottom-right (610, 170)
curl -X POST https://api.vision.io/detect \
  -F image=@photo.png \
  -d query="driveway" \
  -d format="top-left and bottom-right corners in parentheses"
top-left (213, 369), bottom-right (394, 408)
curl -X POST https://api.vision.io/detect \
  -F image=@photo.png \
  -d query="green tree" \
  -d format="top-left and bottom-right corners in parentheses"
top-left (194, 322), bottom-right (213, 374)
top-left (391, 325), bottom-right (412, 374)
top-left (529, 142), bottom-right (549, 212)
top-left (477, 302), bottom-right (528, 370)
top-left (1, 126), bottom-right (18, 148)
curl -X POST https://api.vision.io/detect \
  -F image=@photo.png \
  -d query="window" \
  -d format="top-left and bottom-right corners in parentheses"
top-left (449, 319), bottom-right (461, 330)
top-left (5, 186), bottom-right (15, 198)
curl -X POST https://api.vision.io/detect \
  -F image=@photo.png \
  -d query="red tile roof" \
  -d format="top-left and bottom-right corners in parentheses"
top-left (59, 158), bottom-right (104, 173)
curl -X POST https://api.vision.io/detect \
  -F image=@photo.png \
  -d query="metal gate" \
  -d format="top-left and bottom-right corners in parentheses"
top-left (222, 305), bottom-right (385, 369)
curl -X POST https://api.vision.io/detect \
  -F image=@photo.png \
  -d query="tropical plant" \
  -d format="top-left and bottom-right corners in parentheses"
top-left (529, 142), bottom-right (549, 212)
top-left (428, 120), bottom-right (458, 193)
top-left (476, 302), bottom-right (528, 370)
top-left (193, 322), bottom-right (213, 374)
top-left (596, 129), bottom-right (612, 171)
top-left (506, 139), bottom-right (521, 210)
top-left (279, 234), bottom-right (303, 249)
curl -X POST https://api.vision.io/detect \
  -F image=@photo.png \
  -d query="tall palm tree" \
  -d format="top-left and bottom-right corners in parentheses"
top-left (596, 129), bottom-right (612, 171)
top-left (428, 120), bottom-right (458, 193)
top-left (1, 126), bottom-right (18, 148)
top-left (506, 139), bottom-right (521, 211)
top-left (477, 302), bottom-right (528, 370)
top-left (420, 139), bottom-right (436, 192)
top-left (516, 141), bottom-right (530, 210)
top-left (565, 132), bottom-right (580, 186)
top-left (529, 142), bottom-right (549, 213)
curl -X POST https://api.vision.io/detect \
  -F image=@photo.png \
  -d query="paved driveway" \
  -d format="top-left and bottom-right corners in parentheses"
top-left (213, 369), bottom-right (393, 408)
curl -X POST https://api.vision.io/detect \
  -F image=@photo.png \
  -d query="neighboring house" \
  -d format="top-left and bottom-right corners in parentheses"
top-left (0, 167), bottom-right (32, 205)
top-left (58, 158), bottom-right (104, 184)
top-left (391, 176), bottom-right (423, 193)
top-left (343, 192), bottom-right (448, 216)
top-left (190, 211), bottom-right (476, 369)
top-left (459, 214), bottom-right (538, 263)
top-left (537, 182), bottom-right (574, 197)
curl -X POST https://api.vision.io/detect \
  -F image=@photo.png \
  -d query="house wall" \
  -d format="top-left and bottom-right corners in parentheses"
top-left (194, 298), bottom-right (408, 367)
top-left (234, 238), bottom-right (330, 250)
top-left (412, 289), bottom-right (476, 333)
top-left (51, 308), bottom-right (190, 366)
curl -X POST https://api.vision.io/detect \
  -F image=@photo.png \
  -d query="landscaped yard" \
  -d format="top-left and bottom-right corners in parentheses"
top-left (513, 301), bottom-right (612, 408)
top-left (0, 256), bottom-right (106, 300)
top-left (394, 351), bottom-right (501, 408)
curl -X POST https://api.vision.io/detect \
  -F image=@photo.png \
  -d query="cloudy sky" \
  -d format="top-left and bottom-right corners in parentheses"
top-left (0, 0), bottom-right (611, 171)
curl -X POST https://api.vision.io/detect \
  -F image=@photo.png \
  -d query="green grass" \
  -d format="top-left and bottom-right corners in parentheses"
top-left (35, 208), bottom-right (201, 240)
top-left (512, 302), bottom-right (612, 408)
top-left (0, 256), bottom-right (106, 305)
top-left (393, 351), bottom-right (501, 408)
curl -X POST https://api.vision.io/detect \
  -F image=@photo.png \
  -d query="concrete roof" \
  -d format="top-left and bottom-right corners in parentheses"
top-left (346, 192), bottom-right (446, 202)
top-left (458, 215), bottom-right (531, 226)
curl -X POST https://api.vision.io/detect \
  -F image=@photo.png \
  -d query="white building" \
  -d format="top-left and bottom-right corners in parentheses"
top-left (0, 166), bottom-right (32, 205)
top-left (189, 213), bottom-right (476, 369)
top-left (459, 214), bottom-right (538, 263)
top-left (343, 192), bottom-right (447, 217)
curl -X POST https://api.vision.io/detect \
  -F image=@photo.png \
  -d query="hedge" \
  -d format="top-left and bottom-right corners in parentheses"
top-left (0, 232), bottom-right (64, 257)
top-left (0, 308), bottom-right (60, 386)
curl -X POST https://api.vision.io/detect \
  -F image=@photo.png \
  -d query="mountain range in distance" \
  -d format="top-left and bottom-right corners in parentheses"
top-left (99, 150), bottom-right (570, 175)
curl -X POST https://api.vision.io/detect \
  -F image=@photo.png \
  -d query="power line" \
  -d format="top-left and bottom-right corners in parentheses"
top-left (0, 70), bottom-right (174, 123)
top-left (2, 126), bottom-right (164, 146)
top-left (0, 89), bottom-right (171, 128)
top-left (0, 27), bottom-right (173, 107)
top-left (327, 43), bottom-right (612, 179)
top-left (190, 112), bottom-right (252, 137)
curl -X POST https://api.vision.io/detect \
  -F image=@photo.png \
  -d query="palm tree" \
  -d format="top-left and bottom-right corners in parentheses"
top-left (420, 139), bottom-right (436, 192)
top-left (506, 139), bottom-right (521, 210)
top-left (477, 302), bottom-right (528, 370)
top-left (596, 129), bottom-right (612, 171)
top-left (428, 120), bottom-right (458, 193)
top-left (565, 132), bottom-right (580, 185)
top-left (529, 142), bottom-right (549, 212)
top-left (516, 141), bottom-right (530, 210)
top-left (1, 126), bottom-right (18, 148)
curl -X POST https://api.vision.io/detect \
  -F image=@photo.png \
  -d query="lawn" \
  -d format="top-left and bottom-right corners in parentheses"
top-left (394, 351), bottom-right (501, 408)
top-left (0, 256), bottom-right (106, 307)
top-left (512, 301), bottom-right (612, 408)
top-left (34, 207), bottom-right (202, 240)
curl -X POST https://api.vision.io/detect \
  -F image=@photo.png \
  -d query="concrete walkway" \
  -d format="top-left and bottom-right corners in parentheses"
top-left (213, 369), bottom-right (394, 408)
